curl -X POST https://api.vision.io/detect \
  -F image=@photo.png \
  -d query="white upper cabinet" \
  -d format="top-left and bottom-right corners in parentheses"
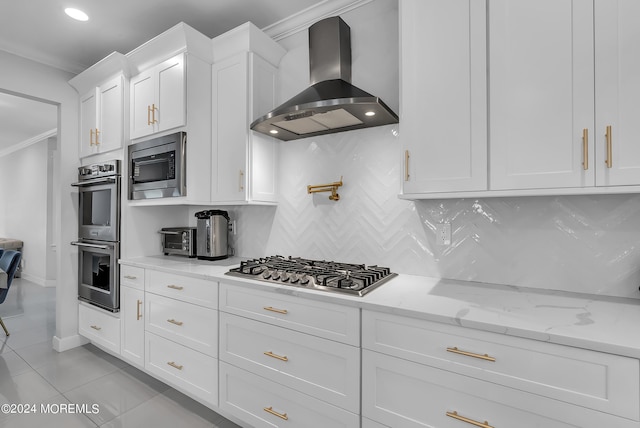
top-left (489, 0), bottom-right (595, 191)
top-left (70, 53), bottom-right (127, 159)
top-left (210, 22), bottom-right (285, 205)
top-left (400, 0), bottom-right (487, 195)
top-left (130, 54), bottom-right (186, 139)
top-left (594, 0), bottom-right (640, 186)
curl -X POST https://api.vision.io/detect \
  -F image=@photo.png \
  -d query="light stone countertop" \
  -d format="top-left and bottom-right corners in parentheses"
top-left (120, 256), bottom-right (640, 359)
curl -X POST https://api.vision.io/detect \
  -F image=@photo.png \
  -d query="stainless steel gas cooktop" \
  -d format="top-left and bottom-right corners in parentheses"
top-left (225, 255), bottom-right (397, 297)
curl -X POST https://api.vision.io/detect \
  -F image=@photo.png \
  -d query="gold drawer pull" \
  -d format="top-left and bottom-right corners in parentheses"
top-left (167, 361), bottom-right (183, 370)
top-left (90, 325), bottom-right (101, 331)
top-left (263, 406), bottom-right (288, 420)
top-left (167, 319), bottom-right (183, 326)
top-left (136, 300), bottom-right (142, 321)
top-left (446, 411), bottom-right (493, 428)
top-left (264, 351), bottom-right (288, 362)
top-left (124, 275), bottom-right (138, 280)
top-left (263, 306), bottom-right (287, 315)
top-left (405, 149), bottom-right (410, 181)
top-left (447, 347), bottom-right (496, 362)
top-left (167, 285), bottom-right (184, 290)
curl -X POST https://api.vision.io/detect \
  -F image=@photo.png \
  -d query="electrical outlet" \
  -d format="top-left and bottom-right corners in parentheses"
top-left (435, 223), bottom-right (451, 246)
top-left (228, 220), bottom-right (237, 235)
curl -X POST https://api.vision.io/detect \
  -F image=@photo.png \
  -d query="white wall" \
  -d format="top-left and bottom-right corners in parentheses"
top-left (0, 138), bottom-right (49, 283)
top-left (0, 50), bottom-right (81, 351)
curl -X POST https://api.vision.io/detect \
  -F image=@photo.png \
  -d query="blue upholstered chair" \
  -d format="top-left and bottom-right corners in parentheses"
top-left (0, 249), bottom-right (22, 336)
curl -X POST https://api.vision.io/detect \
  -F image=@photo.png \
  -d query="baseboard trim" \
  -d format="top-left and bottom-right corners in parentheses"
top-left (53, 334), bottom-right (88, 352)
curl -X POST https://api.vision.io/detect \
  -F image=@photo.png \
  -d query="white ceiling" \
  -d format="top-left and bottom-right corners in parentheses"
top-left (0, 0), bottom-right (329, 153)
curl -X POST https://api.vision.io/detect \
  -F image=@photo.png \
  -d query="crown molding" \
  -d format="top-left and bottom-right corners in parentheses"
top-left (262, 0), bottom-right (373, 41)
top-left (0, 128), bottom-right (57, 158)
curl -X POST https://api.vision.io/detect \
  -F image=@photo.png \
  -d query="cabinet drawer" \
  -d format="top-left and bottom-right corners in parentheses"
top-left (146, 270), bottom-right (217, 308)
top-left (78, 303), bottom-right (120, 355)
top-left (362, 310), bottom-right (640, 421)
top-left (219, 282), bottom-right (360, 345)
top-left (120, 265), bottom-right (145, 290)
top-left (363, 350), bottom-right (636, 428)
top-left (219, 362), bottom-right (359, 428)
top-left (220, 312), bottom-right (359, 413)
top-left (146, 293), bottom-right (217, 357)
top-left (145, 332), bottom-right (217, 406)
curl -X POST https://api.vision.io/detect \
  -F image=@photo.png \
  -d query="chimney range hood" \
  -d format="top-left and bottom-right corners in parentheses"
top-left (250, 16), bottom-right (398, 141)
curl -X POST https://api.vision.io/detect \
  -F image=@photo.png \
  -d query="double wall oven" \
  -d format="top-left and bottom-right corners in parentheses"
top-left (71, 160), bottom-right (121, 312)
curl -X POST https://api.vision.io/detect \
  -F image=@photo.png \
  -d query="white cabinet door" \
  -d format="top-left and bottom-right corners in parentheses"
top-left (79, 89), bottom-right (98, 158)
top-left (595, 0), bottom-right (640, 186)
top-left (211, 52), bottom-right (278, 204)
top-left (130, 70), bottom-right (155, 139)
top-left (489, 0), bottom-right (595, 190)
top-left (130, 54), bottom-right (185, 140)
top-left (120, 285), bottom-right (144, 368)
top-left (96, 75), bottom-right (123, 153)
top-left (156, 54), bottom-right (186, 134)
top-left (400, 0), bottom-right (487, 194)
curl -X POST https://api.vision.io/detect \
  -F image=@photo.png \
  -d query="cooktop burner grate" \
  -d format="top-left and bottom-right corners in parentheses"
top-left (225, 255), bottom-right (396, 296)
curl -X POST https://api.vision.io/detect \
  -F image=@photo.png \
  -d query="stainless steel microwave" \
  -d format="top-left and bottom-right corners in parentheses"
top-left (128, 131), bottom-right (186, 200)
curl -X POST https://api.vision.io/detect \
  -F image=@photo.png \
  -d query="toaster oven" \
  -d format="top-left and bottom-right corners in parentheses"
top-left (159, 227), bottom-right (197, 257)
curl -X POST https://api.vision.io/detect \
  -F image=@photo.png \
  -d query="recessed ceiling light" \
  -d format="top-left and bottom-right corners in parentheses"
top-left (65, 8), bottom-right (89, 21)
top-left (269, 129), bottom-right (278, 134)
top-left (365, 111), bottom-right (376, 117)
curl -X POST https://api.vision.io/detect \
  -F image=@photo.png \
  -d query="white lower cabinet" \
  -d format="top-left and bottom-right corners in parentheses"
top-left (362, 310), bottom-right (640, 428)
top-left (218, 282), bottom-right (360, 427)
top-left (363, 350), bottom-right (581, 428)
top-left (146, 332), bottom-right (217, 406)
top-left (78, 303), bottom-right (121, 355)
top-left (219, 312), bottom-right (359, 412)
top-left (219, 361), bottom-right (358, 428)
top-left (145, 293), bottom-right (217, 357)
top-left (120, 285), bottom-right (144, 368)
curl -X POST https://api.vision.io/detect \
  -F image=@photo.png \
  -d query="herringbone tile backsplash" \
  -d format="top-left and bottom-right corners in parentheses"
top-left (230, 125), bottom-right (640, 299)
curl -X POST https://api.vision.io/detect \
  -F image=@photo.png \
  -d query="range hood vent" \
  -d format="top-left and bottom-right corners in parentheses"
top-left (250, 16), bottom-right (398, 141)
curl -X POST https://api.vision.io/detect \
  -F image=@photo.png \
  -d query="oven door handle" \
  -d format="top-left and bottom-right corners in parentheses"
top-left (158, 231), bottom-right (181, 235)
top-left (71, 241), bottom-right (111, 250)
top-left (71, 177), bottom-right (116, 187)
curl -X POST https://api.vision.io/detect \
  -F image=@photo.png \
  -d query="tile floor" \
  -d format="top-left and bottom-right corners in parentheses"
top-left (0, 278), bottom-right (243, 428)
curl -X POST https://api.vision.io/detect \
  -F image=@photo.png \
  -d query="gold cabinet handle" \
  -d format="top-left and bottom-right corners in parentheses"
top-left (167, 318), bottom-right (183, 326)
top-left (446, 411), bottom-right (494, 428)
top-left (90, 325), bottom-right (101, 331)
top-left (263, 407), bottom-right (288, 421)
top-left (151, 103), bottom-right (158, 124)
top-left (582, 128), bottom-right (589, 170)
top-left (124, 275), bottom-right (137, 280)
top-left (606, 125), bottom-right (613, 168)
top-left (446, 347), bottom-right (496, 362)
top-left (404, 150), bottom-right (410, 181)
top-left (264, 351), bottom-right (288, 362)
top-left (167, 285), bottom-right (184, 290)
top-left (136, 300), bottom-right (142, 321)
top-left (147, 105), bottom-right (152, 125)
top-left (90, 129), bottom-right (95, 146)
top-left (239, 170), bottom-right (244, 192)
top-left (95, 128), bottom-right (100, 146)
top-left (263, 306), bottom-right (287, 315)
top-left (167, 361), bottom-right (183, 370)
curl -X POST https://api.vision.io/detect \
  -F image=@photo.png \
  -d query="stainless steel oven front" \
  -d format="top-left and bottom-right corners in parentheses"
top-left (71, 160), bottom-right (121, 242)
top-left (72, 240), bottom-right (120, 312)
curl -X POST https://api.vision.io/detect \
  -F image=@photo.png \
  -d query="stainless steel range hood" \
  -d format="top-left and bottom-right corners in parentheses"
top-left (250, 16), bottom-right (398, 141)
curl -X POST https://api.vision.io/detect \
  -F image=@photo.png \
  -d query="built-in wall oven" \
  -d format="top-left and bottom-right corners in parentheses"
top-left (128, 131), bottom-right (186, 200)
top-left (71, 160), bottom-right (121, 312)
